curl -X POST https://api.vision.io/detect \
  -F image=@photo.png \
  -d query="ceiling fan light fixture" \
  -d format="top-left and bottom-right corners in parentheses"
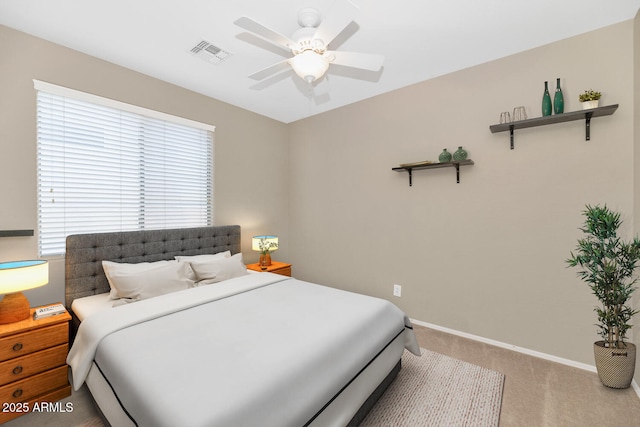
top-left (236, 0), bottom-right (383, 85)
top-left (290, 50), bottom-right (329, 83)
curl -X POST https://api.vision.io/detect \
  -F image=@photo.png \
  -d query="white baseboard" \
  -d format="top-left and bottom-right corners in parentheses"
top-left (411, 318), bottom-right (640, 401)
top-left (633, 379), bottom-right (640, 399)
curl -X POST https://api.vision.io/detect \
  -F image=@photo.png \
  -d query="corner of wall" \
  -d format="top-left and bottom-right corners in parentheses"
top-left (633, 7), bottom-right (640, 388)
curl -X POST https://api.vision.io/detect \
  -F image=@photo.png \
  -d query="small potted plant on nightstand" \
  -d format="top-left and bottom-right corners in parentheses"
top-left (578, 89), bottom-right (602, 110)
top-left (255, 236), bottom-right (278, 268)
top-left (566, 204), bottom-right (640, 388)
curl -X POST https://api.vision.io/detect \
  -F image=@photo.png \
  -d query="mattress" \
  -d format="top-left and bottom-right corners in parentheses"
top-left (71, 293), bottom-right (111, 321)
top-left (68, 273), bottom-right (420, 427)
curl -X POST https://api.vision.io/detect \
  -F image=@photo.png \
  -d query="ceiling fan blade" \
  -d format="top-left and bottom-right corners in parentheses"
top-left (248, 59), bottom-right (291, 81)
top-left (313, 0), bottom-right (359, 47)
top-left (328, 51), bottom-right (384, 71)
top-left (234, 16), bottom-right (296, 50)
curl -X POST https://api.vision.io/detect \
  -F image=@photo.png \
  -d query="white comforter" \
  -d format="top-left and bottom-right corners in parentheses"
top-left (67, 273), bottom-right (420, 427)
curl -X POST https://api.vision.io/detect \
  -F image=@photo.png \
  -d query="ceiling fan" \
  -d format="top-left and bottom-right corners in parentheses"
top-left (234, 0), bottom-right (384, 83)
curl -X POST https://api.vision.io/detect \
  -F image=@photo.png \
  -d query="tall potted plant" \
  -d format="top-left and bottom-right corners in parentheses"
top-left (566, 204), bottom-right (640, 388)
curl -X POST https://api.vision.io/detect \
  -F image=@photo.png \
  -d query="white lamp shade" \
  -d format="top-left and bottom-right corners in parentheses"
top-left (290, 51), bottom-right (329, 83)
top-left (252, 235), bottom-right (279, 252)
top-left (0, 260), bottom-right (49, 294)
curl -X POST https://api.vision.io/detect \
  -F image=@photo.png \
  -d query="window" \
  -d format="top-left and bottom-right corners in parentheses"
top-left (35, 81), bottom-right (214, 256)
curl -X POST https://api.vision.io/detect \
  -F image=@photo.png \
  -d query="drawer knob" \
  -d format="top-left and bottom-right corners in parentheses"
top-left (12, 366), bottom-right (23, 375)
top-left (12, 389), bottom-right (23, 398)
top-left (12, 343), bottom-right (23, 352)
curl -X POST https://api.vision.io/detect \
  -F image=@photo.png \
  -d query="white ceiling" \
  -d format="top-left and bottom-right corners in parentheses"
top-left (1, 1), bottom-right (639, 123)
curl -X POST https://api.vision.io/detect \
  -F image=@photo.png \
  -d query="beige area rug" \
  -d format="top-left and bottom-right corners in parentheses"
top-left (77, 418), bottom-right (104, 427)
top-left (361, 348), bottom-right (504, 427)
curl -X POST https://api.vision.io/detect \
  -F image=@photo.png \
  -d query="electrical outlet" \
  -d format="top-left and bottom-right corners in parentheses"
top-left (393, 284), bottom-right (402, 297)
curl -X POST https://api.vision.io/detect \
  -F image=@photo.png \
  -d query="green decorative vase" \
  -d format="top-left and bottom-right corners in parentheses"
top-left (453, 146), bottom-right (467, 161)
top-left (542, 81), bottom-right (552, 116)
top-left (553, 78), bottom-right (564, 114)
top-left (438, 148), bottom-right (452, 163)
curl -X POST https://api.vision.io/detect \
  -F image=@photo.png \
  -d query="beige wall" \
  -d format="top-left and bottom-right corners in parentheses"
top-left (289, 20), bottom-right (636, 369)
top-left (0, 25), bottom-right (290, 306)
top-left (1, 15), bottom-right (639, 379)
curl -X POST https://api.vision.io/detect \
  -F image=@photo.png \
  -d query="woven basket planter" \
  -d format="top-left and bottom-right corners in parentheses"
top-left (593, 341), bottom-right (636, 389)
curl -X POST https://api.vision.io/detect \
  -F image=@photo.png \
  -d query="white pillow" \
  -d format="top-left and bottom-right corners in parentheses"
top-left (175, 251), bottom-right (231, 262)
top-left (188, 253), bottom-right (248, 285)
top-left (102, 260), bottom-right (196, 302)
top-left (103, 260), bottom-right (171, 300)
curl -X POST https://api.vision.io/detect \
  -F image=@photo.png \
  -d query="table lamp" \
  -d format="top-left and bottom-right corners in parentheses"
top-left (0, 260), bottom-right (49, 323)
top-left (252, 235), bottom-right (278, 267)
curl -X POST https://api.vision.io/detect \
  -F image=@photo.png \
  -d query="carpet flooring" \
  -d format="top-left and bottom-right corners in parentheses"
top-left (361, 348), bottom-right (503, 426)
top-left (415, 325), bottom-right (640, 426)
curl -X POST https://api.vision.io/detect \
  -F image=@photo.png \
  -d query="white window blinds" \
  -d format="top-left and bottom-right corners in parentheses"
top-left (35, 82), bottom-right (214, 256)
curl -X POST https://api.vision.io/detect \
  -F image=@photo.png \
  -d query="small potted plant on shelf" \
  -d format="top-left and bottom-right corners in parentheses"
top-left (578, 89), bottom-right (602, 110)
top-left (566, 204), bottom-right (640, 388)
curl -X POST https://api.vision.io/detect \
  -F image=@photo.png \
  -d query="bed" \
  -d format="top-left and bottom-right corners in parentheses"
top-left (64, 226), bottom-right (420, 427)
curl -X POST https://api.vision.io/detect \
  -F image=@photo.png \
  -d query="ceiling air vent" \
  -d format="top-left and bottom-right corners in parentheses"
top-left (190, 40), bottom-right (232, 64)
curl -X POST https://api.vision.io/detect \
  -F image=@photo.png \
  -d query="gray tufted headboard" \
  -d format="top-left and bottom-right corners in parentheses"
top-left (65, 225), bottom-right (241, 309)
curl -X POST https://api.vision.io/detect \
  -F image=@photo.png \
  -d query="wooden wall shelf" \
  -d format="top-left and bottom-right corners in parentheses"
top-left (0, 230), bottom-right (34, 238)
top-left (489, 104), bottom-right (618, 149)
top-left (392, 160), bottom-right (474, 186)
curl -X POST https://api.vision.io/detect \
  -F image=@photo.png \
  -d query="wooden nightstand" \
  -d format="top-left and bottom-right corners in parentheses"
top-left (0, 305), bottom-right (72, 423)
top-left (246, 261), bottom-right (292, 277)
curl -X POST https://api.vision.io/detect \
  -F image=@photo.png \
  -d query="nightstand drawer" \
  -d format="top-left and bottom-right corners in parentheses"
top-left (0, 365), bottom-right (68, 404)
top-left (0, 323), bottom-right (67, 362)
top-left (0, 385), bottom-right (72, 424)
top-left (0, 344), bottom-right (68, 385)
top-left (274, 266), bottom-right (291, 276)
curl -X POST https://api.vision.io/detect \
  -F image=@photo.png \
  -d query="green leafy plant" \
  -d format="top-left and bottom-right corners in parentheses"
top-left (566, 205), bottom-right (640, 348)
top-left (257, 238), bottom-right (278, 255)
top-left (578, 89), bottom-right (602, 102)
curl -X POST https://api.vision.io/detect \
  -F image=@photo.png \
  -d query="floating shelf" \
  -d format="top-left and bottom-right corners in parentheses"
top-left (392, 160), bottom-right (474, 186)
top-left (0, 230), bottom-right (34, 238)
top-left (489, 104), bottom-right (618, 149)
